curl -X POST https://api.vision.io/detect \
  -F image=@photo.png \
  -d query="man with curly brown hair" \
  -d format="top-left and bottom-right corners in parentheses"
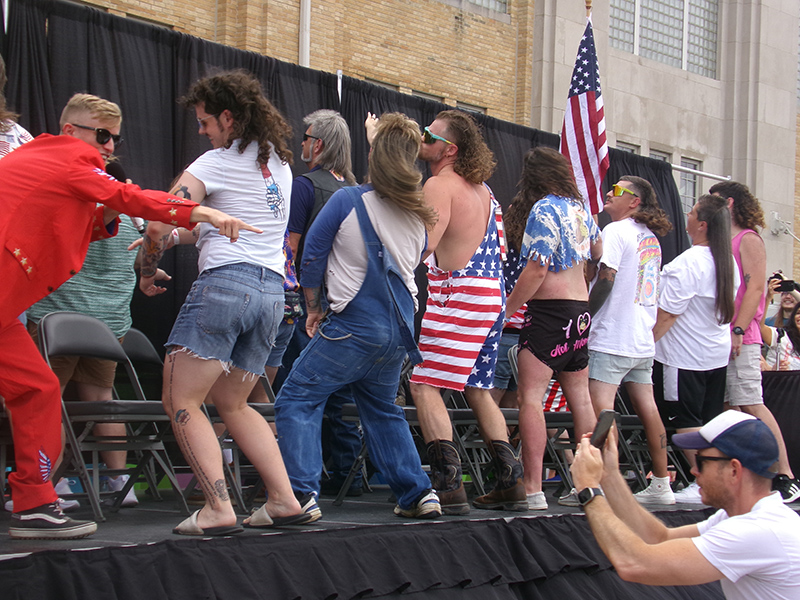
top-left (409, 110), bottom-right (526, 514)
top-left (709, 181), bottom-right (800, 504)
top-left (588, 176), bottom-right (675, 505)
top-left (140, 70), bottom-right (309, 534)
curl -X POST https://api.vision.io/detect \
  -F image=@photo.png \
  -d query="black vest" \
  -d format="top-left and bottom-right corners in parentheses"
top-left (296, 169), bottom-right (348, 272)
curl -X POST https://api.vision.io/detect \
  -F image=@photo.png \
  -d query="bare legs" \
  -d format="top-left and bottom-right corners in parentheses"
top-left (589, 380), bottom-right (668, 478)
top-left (163, 351), bottom-right (300, 529)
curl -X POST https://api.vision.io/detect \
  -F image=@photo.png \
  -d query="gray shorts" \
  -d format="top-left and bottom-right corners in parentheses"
top-left (724, 344), bottom-right (763, 406)
top-left (588, 350), bottom-right (653, 386)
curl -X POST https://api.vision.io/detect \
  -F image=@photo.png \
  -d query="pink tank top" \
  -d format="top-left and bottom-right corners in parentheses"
top-left (731, 229), bottom-right (765, 345)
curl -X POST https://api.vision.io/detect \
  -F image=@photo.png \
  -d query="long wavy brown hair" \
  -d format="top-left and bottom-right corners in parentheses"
top-left (709, 180), bottom-right (765, 231)
top-left (437, 110), bottom-right (495, 184)
top-left (622, 175), bottom-right (672, 237)
top-left (0, 54), bottom-right (19, 133)
top-left (505, 147), bottom-right (581, 252)
top-left (180, 70), bottom-right (293, 166)
top-left (370, 113), bottom-right (437, 230)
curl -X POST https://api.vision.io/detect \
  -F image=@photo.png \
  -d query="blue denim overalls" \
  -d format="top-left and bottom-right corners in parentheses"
top-left (275, 185), bottom-right (430, 509)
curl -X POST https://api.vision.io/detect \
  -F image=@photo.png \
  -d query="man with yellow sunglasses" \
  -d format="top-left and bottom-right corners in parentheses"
top-left (588, 176), bottom-right (674, 505)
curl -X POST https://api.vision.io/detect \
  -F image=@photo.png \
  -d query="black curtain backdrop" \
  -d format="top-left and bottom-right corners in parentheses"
top-left (763, 370), bottom-right (800, 476)
top-left (603, 148), bottom-right (690, 265)
top-left (3, 0), bottom-right (686, 347)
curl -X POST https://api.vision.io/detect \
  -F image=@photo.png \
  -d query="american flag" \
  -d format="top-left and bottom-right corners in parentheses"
top-left (560, 18), bottom-right (609, 215)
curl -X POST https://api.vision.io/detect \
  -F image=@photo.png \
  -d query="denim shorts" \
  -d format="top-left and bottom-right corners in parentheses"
top-left (492, 330), bottom-right (520, 391)
top-left (166, 262), bottom-right (283, 375)
top-left (265, 318), bottom-right (295, 368)
top-left (588, 350), bottom-right (653, 386)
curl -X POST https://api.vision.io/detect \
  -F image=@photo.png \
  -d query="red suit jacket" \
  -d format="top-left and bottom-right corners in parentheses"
top-left (0, 134), bottom-right (198, 327)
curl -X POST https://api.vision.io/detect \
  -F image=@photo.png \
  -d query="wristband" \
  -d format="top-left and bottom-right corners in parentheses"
top-left (172, 229), bottom-right (180, 247)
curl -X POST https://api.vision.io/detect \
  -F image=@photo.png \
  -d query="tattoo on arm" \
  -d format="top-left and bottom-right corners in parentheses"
top-left (307, 288), bottom-right (322, 312)
top-left (171, 184), bottom-right (192, 200)
top-left (140, 231), bottom-right (171, 278)
top-left (589, 265), bottom-right (617, 315)
top-left (743, 273), bottom-right (751, 286)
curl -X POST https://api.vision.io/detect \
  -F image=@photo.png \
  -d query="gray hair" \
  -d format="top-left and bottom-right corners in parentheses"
top-left (304, 109), bottom-right (355, 184)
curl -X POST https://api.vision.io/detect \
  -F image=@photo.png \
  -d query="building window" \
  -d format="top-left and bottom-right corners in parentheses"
top-left (610, 0), bottom-right (718, 79)
top-left (456, 101), bottom-right (486, 114)
top-left (412, 90), bottom-right (444, 103)
top-left (649, 149), bottom-right (672, 162)
top-left (679, 157), bottom-right (701, 213)
top-left (365, 78), bottom-right (399, 92)
top-left (469, 0), bottom-right (508, 14)
top-left (616, 141), bottom-right (640, 154)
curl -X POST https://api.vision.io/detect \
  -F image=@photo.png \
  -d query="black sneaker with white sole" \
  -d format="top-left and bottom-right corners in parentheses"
top-left (9, 502), bottom-right (97, 540)
top-left (773, 474), bottom-right (800, 504)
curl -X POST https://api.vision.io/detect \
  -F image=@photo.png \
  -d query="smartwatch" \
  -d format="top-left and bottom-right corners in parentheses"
top-left (577, 487), bottom-right (604, 507)
top-left (732, 326), bottom-right (745, 336)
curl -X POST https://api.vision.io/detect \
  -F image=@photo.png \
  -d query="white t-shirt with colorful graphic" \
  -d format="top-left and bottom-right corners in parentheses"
top-left (590, 218), bottom-right (661, 358)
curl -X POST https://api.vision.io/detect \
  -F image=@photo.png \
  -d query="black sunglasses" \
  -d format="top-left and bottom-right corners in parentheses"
top-left (695, 455), bottom-right (732, 472)
top-left (70, 123), bottom-right (123, 146)
top-left (303, 133), bottom-right (321, 142)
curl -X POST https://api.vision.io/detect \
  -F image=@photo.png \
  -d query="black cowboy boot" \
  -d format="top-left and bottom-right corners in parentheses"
top-left (426, 440), bottom-right (469, 515)
top-left (472, 440), bottom-right (527, 511)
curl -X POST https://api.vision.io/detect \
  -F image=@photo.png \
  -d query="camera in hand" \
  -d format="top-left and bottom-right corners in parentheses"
top-left (776, 280), bottom-right (797, 293)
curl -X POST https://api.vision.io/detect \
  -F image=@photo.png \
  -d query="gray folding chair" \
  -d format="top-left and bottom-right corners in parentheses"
top-left (38, 312), bottom-right (189, 521)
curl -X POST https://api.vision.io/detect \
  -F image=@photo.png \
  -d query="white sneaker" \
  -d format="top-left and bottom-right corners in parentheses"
top-left (527, 492), bottom-right (548, 510)
top-left (634, 477), bottom-right (676, 505)
top-left (394, 490), bottom-right (442, 519)
top-left (6, 497), bottom-right (80, 512)
top-left (673, 481), bottom-right (705, 504)
top-left (558, 488), bottom-right (580, 507)
top-left (108, 475), bottom-right (139, 507)
top-left (52, 478), bottom-right (81, 511)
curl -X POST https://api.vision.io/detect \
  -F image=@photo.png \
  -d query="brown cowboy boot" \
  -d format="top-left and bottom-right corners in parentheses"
top-left (472, 440), bottom-right (527, 511)
top-left (426, 440), bottom-right (470, 515)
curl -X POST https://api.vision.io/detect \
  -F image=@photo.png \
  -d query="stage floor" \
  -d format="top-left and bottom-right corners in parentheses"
top-left (0, 484), bottom-right (714, 559)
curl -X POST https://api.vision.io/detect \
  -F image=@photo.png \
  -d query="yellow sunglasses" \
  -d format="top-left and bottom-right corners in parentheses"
top-left (612, 184), bottom-right (636, 197)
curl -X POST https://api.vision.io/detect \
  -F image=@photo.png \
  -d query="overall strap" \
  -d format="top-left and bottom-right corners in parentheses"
top-left (344, 186), bottom-right (423, 365)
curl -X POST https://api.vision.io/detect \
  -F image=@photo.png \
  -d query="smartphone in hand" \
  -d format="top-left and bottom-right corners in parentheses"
top-left (590, 409), bottom-right (619, 448)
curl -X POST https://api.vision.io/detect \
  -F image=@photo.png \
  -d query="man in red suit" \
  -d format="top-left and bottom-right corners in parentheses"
top-left (0, 93), bottom-right (258, 539)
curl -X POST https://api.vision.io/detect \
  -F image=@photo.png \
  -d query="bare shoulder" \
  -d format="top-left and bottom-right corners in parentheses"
top-left (739, 230), bottom-right (766, 252)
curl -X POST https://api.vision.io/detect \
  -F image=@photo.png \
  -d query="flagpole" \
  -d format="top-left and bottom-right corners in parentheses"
top-left (586, 0), bottom-right (592, 18)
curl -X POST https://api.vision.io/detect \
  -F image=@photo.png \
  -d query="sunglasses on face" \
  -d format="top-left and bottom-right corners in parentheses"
top-left (303, 133), bottom-right (321, 142)
top-left (612, 184), bottom-right (636, 197)
top-left (70, 123), bottom-right (123, 146)
top-left (422, 127), bottom-right (454, 146)
top-left (695, 455), bottom-right (732, 472)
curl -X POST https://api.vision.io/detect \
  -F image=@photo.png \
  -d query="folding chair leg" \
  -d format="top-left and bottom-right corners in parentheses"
top-left (334, 440), bottom-right (368, 507)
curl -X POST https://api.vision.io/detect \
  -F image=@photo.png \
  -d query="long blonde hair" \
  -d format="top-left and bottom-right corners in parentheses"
top-left (369, 113), bottom-right (437, 229)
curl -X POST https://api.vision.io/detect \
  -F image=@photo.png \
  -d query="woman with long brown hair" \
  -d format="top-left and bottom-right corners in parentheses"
top-left (652, 194), bottom-right (737, 499)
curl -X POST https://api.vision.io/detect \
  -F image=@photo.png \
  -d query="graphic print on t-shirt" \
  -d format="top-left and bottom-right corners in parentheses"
top-left (261, 164), bottom-right (286, 220)
top-left (635, 232), bottom-right (660, 307)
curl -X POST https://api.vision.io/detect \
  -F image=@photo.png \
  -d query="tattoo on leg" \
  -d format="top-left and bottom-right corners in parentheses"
top-left (166, 357), bottom-right (222, 508)
top-left (175, 409), bottom-right (190, 425)
top-left (660, 433), bottom-right (667, 449)
top-left (214, 479), bottom-right (229, 502)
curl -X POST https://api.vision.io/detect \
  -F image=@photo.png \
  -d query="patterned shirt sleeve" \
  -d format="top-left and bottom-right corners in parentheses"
top-left (520, 198), bottom-right (561, 268)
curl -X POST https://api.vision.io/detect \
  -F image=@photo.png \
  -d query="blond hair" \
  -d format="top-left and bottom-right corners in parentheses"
top-left (369, 113), bottom-right (437, 229)
top-left (60, 93), bottom-right (122, 129)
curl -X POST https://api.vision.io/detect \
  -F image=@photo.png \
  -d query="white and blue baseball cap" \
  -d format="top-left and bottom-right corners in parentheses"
top-left (672, 411), bottom-right (779, 479)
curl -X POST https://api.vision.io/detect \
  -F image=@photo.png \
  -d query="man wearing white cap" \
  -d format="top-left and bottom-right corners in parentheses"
top-left (571, 410), bottom-right (800, 599)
